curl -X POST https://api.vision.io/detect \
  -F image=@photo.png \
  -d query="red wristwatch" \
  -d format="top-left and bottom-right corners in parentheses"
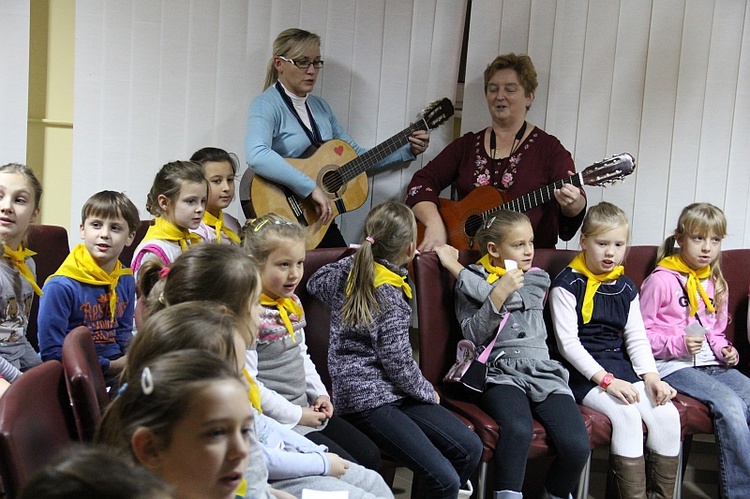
top-left (599, 373), bottom-right (615, 391)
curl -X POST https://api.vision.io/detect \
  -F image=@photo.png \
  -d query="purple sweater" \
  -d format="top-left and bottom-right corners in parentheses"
top-left (306, 256), bottom-right (436, 415)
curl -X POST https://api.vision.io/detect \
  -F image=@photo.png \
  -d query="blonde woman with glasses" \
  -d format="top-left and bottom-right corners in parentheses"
top-left (244, 28), bottom-right (430, 248)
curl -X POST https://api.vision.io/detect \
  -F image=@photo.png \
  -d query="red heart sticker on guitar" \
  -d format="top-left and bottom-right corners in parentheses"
top-left (334, 145), bottom-right (344, 156)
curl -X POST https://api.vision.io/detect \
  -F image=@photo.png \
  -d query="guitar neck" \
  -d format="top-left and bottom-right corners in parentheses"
top-left (338, 119), bottom-right (427, 184)
top-left (489, 173), bottom-right (583, 216)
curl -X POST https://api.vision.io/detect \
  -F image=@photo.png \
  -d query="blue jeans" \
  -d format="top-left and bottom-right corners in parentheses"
top-left (665, 366), bottom-right (750, 499)
top-left (347, 398), bottom-right (483, 499)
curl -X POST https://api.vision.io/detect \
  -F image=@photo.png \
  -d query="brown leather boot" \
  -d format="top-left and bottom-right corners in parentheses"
top-left (646, 450), bottom-right (679, 499)
top-left (609, 454), bottom-right (647, 499)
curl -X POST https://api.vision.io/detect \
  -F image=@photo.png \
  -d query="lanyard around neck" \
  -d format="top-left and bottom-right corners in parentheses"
top-left (490, 120), bottom-right (527, 159)
top-left (275, 81), bottom-right (323, 147)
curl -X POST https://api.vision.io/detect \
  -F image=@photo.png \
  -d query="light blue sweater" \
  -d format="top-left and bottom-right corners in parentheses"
top-left (244, 85), bottom-right (415, 197)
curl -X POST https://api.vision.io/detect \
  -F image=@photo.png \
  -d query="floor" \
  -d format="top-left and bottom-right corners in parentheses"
top-left (392, 434), bottom-right (719, 498)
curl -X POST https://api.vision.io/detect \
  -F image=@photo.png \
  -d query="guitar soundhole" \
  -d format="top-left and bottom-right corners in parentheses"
top-left (465, 215), bottom-right (484, 238)
top-left (321, 170), bottom-right (344, 195)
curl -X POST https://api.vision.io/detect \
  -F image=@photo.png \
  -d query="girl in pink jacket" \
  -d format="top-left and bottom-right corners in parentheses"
top-left (640, 202), bottom-right (750, 499)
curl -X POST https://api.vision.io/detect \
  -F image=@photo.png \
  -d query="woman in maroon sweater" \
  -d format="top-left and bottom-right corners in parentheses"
top-left (406, 53), bottom-right (586, 251)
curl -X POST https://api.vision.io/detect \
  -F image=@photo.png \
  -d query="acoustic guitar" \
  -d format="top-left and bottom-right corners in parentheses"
top-left (419, 152), bottom-right (636, 249)
top-left (249, 98), bottom-right (454, 249)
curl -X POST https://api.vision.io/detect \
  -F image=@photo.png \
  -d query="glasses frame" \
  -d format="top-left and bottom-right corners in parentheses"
top-left (278, 55), bottom-right (324, 70)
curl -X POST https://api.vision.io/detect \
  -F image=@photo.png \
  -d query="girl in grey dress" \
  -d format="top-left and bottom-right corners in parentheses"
top-left (437, 210), bottom-right (589, 499)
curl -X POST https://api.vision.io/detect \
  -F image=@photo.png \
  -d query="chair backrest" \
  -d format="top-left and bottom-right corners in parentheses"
top-left (0, 361), bottom-right (78, 499)
top-left (119, 220), bottom-right (152, 268)
top-left (720, 249), bottom-right (750, 361)
top-left (413, 249), bottom-right (479, 386)
top-left (61, 327), bottom-right (111, 442)
top-left (26, 224), bottom-right (70, 351)
top-left (296, 247), bottom-right (355, 392)
top-left (622, 245), bottom-right (658, 290)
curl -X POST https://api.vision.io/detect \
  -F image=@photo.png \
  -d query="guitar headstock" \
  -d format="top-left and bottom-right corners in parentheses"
top-left (580, 153), bottom-right (636, 187)
top-left (418, 98), bottom-right (455, 131)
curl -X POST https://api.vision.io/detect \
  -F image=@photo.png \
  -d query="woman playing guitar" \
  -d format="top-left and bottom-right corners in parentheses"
top-left (406, 53), bottom-right (586, 251)
top-left (245, 28), bottom-right (430, 248)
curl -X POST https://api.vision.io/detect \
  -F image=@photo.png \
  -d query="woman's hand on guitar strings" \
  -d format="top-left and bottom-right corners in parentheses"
top-left (309, 186), bottom-right (334, 225)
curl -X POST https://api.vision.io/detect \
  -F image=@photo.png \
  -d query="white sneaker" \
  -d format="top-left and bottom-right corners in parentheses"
top-left (457, 480), bottom-right (474, 499)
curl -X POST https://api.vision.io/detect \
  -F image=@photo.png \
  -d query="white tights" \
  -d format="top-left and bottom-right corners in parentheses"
top-left (581, 381), bottom-right (681, 458)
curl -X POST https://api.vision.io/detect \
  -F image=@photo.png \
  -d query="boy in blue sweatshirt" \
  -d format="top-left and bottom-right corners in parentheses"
top-left (38, 191), bottom-right (139, 379)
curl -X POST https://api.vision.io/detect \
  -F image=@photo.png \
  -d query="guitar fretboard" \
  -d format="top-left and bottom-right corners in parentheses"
top-left (487, 173), bottom-right (583, 218)
top-left (338, 120), bottom-right (427, 185)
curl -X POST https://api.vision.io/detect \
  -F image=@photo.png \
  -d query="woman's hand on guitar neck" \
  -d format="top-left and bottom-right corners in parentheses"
top-left (408, 130), bottom-right (431, 156)
top-left (553, 170), bottom-right (586, 217)
top-left (309, 186), bottom-right (334, 225)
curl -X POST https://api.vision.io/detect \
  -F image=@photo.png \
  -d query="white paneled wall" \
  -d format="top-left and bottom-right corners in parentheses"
top-left (0, 1), bottom-right (30, 162)
top-left (462, 0), bottom-right (750, 249)
top-left (72, 0), bottom-right (467, 244)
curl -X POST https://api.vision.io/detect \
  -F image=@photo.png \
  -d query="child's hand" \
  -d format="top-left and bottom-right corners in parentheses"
top-left (722, 346), bottom-right (739, 366)
top-left (435, 244), bottom-right (459, 264)
top-left (643, 373), bottom-right (677, 405)
top-left (489, 269), bottom-right (524, 309)
top-left (435, 244), bottom-right (464, 278)
top-left (497, 269), bottom-right (524, 294)
top-left (326, 453), bottom-right (350, 478)
top-left (606, 378), bottom-right (640, 405)
top-left (108, 356), bottom-right (127, 376)
top-left (433, 389), bottom-right (441, 404)
top-left (270, 488), bottom-right (296, 499)
top-left (312, 395), bottom-right (334, 419)
top-left (0, 378), bottom-right (10, 399)
top-left (300, 406), bottom-right (327, 427)
top-left (685, 335), bottom-right (705, 355)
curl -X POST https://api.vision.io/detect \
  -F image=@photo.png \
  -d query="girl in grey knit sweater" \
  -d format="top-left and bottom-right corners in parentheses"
top-left (308, 202), bottom-right (482, 499)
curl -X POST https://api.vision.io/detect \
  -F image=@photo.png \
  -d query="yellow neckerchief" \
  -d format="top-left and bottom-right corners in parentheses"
top-left (345, 261), bottom-right (413, 299)
top-left (3, 244), bottom-right (43, 296)
top-left (141, 217), bottom-right (201, 251)
top-left (568, 252), bottom-right (624, 324)
top-left (48, 244), bottom-right (132, 321)
top-left (477, 254), bottom-right (507, 284)
top-left (234, 479), bottom-right (247, 499)
top-left (242, 368), bottom-right (262, 413)
top-left (202, 210), bottom-right (240, 244)
top-left (657, 254), bottom-right (715, 316)
top-left (260, 293), bottom-right (303, 343)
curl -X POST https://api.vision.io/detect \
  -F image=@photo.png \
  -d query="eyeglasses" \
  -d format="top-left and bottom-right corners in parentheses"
top-left (278, 55), bottom-right (324, 70)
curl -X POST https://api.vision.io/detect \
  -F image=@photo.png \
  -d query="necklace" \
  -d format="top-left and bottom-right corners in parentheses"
top-left (489, 121), bottom-right (527, 159)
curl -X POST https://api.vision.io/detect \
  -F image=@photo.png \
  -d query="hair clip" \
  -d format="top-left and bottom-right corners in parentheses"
top-left (117, 382), bottom-right (129, 397)
top-left (158, 292), bottom-right (168, 305)
top-left (365, 236), bottom-right (375, 244)
top-left (253, 218), bottom-right (293, 232)
top-left (485, 216), bottom-right (496, 229)
top-left (141, 367), bottom-right (155, 395)
top-left (159, 267), bottom-right (170, 279)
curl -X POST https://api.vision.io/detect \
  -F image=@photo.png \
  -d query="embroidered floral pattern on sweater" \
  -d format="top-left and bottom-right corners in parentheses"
top-left (469, 131), bottom-right (539, 191)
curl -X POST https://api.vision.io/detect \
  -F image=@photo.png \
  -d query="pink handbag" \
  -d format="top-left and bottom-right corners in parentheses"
top-left (443, 314), bottom-right (508, 392)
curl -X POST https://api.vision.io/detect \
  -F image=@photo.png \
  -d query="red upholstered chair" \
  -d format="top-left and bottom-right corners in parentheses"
top-left (296, 247), bottom-right (356, 390)
top-left (27, 224), bottom-right (70, 351)
top-left (61, 326), bottom-right (111, 442)
top-left (119, 220), bottom-right (152, 268)
top-left (413, 249), bottom-right (599, 499)
top-left (0, 361), bottom-right (78, 498)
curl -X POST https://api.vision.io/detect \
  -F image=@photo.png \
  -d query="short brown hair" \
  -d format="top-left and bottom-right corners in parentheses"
top-left (484, 53), bottom-right (538, 97)
top-left (81, 191), bottom-right (140, 233)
